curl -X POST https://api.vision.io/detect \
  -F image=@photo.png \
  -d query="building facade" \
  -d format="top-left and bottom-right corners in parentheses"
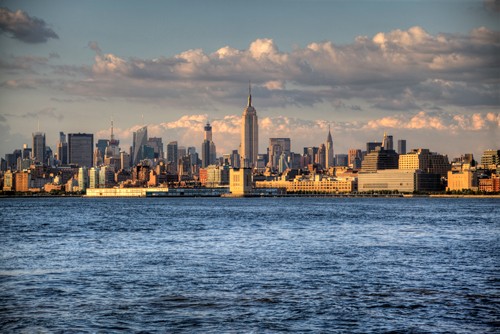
top-left (78, 167), bottom-right (89, 191)
top-left (478, 174), bottom-right (500, 192)
top-left (147, 137), bottom-right (164, 160)
top-left (32, 132), bottom-right (46, 164)
top-left (361, 147), bottom-right (399, 172)
top-left (397, 139), bottom-right (407, 155)
top-left (268, 138), bottom-right (291, 170)
top-left (447, 170), bottom-right (478, 191)
top-left (399, 149), bottom-right (450, 177)
top-left (57, 132), bottom-right (68, 165)
top-left (89, 167), bottom-right (100, 188)
top-left (480, 149), bottom-right (500, 168)
top-left (132, 126), bottom-right (148, 165)
top-left (230, 168), bottom-right (252, 195)
top-left (255, 177), bottom-right (355, 193)
top-left (358, 169), bottom-right (441, 193)
top-left (68, 133), bottom-right (94, 167)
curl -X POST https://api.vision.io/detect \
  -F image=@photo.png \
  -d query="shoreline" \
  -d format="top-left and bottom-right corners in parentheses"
top-left (1, 193), bottom-right (499, 199)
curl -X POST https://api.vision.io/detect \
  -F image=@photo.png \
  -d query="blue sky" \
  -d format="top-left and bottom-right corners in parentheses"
top-left (0, 0), bottom-right (499, 159)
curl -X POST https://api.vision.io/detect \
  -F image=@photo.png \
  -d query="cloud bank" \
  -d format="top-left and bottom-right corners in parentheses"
top-left (67, 26), bottom-right (499, 111)
top-left (96, 111), bottom-right (499, 159)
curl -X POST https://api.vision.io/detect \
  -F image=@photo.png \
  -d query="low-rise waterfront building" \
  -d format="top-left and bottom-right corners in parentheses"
top-left (3, 170), bottom-right (15, 191)
top-left (478, 174), bottom-right (500, 193)
top-left (446, 170), bottom-right (478, 192)
top-left (358, 169), bottom-right (441, 193)
top-left (229, 168), bottom-right (252, 196)
top-left (200, 165), bottom-right (230, 187)
top-left (15, 171), bottom-right (31, 192)
top-left (85, 187), bottom-right (169, 197)
top-left (255, 176), bottom-right (356, 193)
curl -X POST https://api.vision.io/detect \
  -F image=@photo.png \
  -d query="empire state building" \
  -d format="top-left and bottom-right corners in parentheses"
top-left (241, 84), bottom-right (258, 168)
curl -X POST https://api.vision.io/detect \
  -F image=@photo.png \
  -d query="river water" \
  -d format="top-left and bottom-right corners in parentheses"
top-left (0, 197), bottom-right (499, 332)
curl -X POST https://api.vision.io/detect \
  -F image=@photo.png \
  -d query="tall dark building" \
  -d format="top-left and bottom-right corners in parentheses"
top-left (32, 132), bottom-right (46, 164)
top-left (167, 141), bottom-right (178, 170)
top-left (382, 133), bottom-right (393, 151)
top-left (361, 147), bottom-right (399, 172)
top-left (397, 139), bottom-right (407, 155)
top-left (96, 139), bottom-right (108, 160)
top-left (334, 154), bottom-right (348, 167)
top-left (201, 122), bottom-right (217, 167)
top-left (147, 137), bottom-right (164, 160)
top-left (57, 132), bottom-right (68, 165)
top-left (268, 138), bottom-right (291, 170)
top-left (68, 133), bottom-right (94, 167)
top-left (132, 126), bottom-right (148, 166)
top-left (303, 147), bottom-right (319, 165)
top-left (5, 150), bottom-right (21, 170)
top-left (366, 142), bottom-right (382, 154)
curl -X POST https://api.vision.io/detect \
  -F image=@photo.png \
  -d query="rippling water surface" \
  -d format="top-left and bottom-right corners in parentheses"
top-left (0, 197), bottom-right (499, 332)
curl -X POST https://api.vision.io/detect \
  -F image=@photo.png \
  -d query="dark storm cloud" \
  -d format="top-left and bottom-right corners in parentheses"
top-left (484, 0), bottom-right (500, 12)
top-left (0, 7), bottom-right (58, 43)
top-left (4, 107), bottom-right (63, 121)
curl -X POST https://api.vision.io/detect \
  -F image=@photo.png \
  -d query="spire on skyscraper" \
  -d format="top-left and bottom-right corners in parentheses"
top-left (110, 118), bottom-right (114, 141)
top-left (248, 81), bottom-right (252, 107)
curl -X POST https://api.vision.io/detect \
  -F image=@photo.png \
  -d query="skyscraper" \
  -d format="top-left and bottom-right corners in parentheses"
top-left (96, 139), bottom-right (108, 162)
top-left (147, 137), bottom-right (163, 160)
top-left (57, 132), bottom-right (68, 165)
top-left (201, 122), bottom-right (217, 167)
top-left (348, 149), bottom-right (362, 168)
top-left (78, 167), bottom-right (88, 191)
top-left (105, 120), bottom-right (120, 161)
top-left (32, 132), bottom-right (46, 164)
top-left (188, 147), bottom-right (199, 167)
top-left (325, 126), bottom-right (334, 168)
top-left (268, 138), bottom-right (291, 170)
top-left (382, 132), bottom-right (394, 151)
top-left (366, 142), bottom-right (382, 153)
top-left (318, 144), bottom-right (326, 168)
top-left (397, 139), bottom-right (407, 155)
top-left (240, 84), bottom-right (258, 168)
top-left (132, 126), bottom-right (148, 165)
top-left (167, 141), bottom-right (178, 170)
top-left (303, 147), bottom-right (319, 166)
top-left (68, 133), bottom-right (94, 167)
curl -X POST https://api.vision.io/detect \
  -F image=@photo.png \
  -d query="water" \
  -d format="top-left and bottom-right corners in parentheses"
top-left (0, 197), bottom-right (499, 333)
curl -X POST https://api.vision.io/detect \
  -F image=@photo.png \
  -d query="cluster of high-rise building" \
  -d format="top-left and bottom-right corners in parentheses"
top-left (1, 86), bottom-right (499, 195)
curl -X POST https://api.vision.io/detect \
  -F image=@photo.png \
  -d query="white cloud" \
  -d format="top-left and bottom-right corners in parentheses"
top-left (364, 110), bottom-right (500, 132)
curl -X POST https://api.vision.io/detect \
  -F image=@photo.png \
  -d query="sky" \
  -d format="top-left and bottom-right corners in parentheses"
top-left (0, 0), bottom-right (499, 161)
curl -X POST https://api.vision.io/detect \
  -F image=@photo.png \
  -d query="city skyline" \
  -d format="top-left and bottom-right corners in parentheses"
top-left (0, 1), bottom-right (499, 160)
